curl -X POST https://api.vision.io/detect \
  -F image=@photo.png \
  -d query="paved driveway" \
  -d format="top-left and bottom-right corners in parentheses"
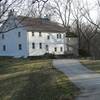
top-left (53, 59), bottom-right (100, 100)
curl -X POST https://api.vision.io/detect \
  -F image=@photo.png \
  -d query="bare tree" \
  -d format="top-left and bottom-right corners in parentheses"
top-left (0, 0), bottom-right (49, 21)
top-left (27, 0), bottom-right (49, 17)
top-left (44, 0), bottom-right (80, 55)
top-left (0, 0), bottom-right (49, 33)
top-left (45, 0), bottom-right (73, 30)
top-left (71, 0), bottom-right (100, 56)
top-left (80, 23), bottom-right (97, 55)
top-left (0, 0), bottom-right (22, 23)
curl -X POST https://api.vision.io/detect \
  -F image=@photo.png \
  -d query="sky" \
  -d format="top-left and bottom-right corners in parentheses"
top-left (85, 0), bottom-right (98, 21)
top-left (7, 0), bottom-right (99, 23)
top-left (73, 0), bottom-right (98, 22)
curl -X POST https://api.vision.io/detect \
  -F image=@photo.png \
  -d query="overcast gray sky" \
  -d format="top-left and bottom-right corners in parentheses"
top-left (8, 0), bottom-right (99, 23)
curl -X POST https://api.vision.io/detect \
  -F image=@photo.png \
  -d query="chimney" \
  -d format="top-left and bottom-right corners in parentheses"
top-left (43, 14), bottom-right (51, 21)
top-left (8, 9), bottom-right (14, 17)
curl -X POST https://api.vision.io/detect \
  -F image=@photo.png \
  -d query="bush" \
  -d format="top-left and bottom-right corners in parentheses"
top-left (79, 49), bottom-right (90, 57)
top-left (44, 53), bottom-right (55, 59)
top-left (28, 53), bottom-right (55, 60)
top-left (28, 56), bottom-right (45, 60)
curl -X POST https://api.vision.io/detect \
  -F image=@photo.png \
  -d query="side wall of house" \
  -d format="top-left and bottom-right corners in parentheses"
top-left (27, 32), bottom-right (65, 56)
top-left (0, 28), bottom-right (28, 58)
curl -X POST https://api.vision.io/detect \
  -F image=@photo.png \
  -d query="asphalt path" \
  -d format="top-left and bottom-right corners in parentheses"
top-left (53, 59), bottom-right (100, 100)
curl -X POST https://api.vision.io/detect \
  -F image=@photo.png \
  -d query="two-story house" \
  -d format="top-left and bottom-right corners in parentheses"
top-left (0, 10), bottom-right (78, 58)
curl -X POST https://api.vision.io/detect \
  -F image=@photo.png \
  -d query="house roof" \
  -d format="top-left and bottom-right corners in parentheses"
top-left (17, 16), bottom-right (66, 33)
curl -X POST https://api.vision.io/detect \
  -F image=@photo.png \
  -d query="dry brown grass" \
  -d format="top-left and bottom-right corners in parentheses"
top-left (0, 58), bottom-right (78, 100)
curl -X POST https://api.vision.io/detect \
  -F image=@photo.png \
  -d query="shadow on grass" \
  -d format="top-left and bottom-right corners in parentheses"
top-left (0, 59), bottom-right (78, 100)
top-left (0, 58), bottom-right (50, 75)
top-left (0, 68), bottom-right (77, 100)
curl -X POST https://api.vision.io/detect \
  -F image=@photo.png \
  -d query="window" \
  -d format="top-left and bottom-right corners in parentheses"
top-left (3, 45), bottom-right (6, 51)
top-left (59, 34), bottom-right (62, 38)
top-left (2, 34), bottom-right (4, 39)
top-left (57, 34), bottom-right (59, 38)
top-left (32, 32), bottom-right (34, 36)
top-left (46, 45), bottom-right (48, 51)
top-left (18, 44), bottom-right (22, 50)
top-left (57, 34), bottom-right (61, 39)
top-left (47, 35), bottom-right (50, 40)
top-left (60, 47), bottom-right (63, 52)
top-left (39, 32), bottom-right (42, 37)
top-left (39, 43), bottom-right (42, 49)
top-left (54, 47), bottom-right (57, 52)
top-left (32, 43), bottom-right (35, 49)
top-left (18, 32), bottom-right (21, 37)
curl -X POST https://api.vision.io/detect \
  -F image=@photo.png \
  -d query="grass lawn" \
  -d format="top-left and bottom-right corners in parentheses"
top-left (0, 58), bottom-right (79, 100)
top-left (80, 60), bottom-right (100, 73)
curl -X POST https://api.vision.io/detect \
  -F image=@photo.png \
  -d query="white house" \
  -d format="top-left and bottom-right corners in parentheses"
top-left (0, 10), bottom-right (78, 58)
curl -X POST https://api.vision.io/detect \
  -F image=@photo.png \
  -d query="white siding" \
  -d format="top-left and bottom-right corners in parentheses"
top-left (27, 32), bottom-right (65, 56)
top-left (0, 13), bottom-right (78, 57)
top-left (0, 28), bottom-right (28, 58)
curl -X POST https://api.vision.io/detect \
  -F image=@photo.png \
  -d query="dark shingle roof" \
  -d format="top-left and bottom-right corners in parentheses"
top-left (17, 16), bottom-right (66, 33)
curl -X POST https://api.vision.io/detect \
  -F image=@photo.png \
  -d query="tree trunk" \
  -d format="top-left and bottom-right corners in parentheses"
top-left (87, 40), bottom-right (91, 56)
top-left (76, 20), bottom-right (81, 49)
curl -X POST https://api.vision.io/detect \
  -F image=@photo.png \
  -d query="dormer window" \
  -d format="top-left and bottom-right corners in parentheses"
top-left (2, 34), bottom-right (4, 39)
top-left (39, 32), bottom-right (42, 37)
top-left (18, 32), bottom-right (21, 37)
